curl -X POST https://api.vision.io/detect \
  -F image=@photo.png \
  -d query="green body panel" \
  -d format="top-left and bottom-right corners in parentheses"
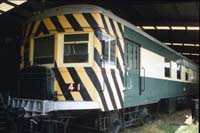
top-left (124, 26), bottom-right (198, 71)
top-left (124, 77), bottom-right (198, 108)
top-left (124, 40), bottom-right (141, 98)
top-left (123, 26), bottom-right (199, 108)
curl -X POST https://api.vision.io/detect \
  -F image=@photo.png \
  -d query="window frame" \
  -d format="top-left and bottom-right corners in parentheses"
top-left (185, 67), bottom-right (189, 81)
top-left (164, 58), bottom-right (171, 78)
top-left (101, 33), bottom-right (116, 68)
top-left (30, 34), bottom-right (55, 67)
top-left (176, 63), bottom-right (181, 80)
top-left (59, 32), bottom-right (94, 67)
top-left (125, 42), bottom-right (140, 70)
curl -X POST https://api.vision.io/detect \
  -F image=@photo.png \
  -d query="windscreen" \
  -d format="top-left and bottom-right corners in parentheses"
top-left (33, 35), bottom-right (54, 64)
top-left (63, 34), bottom-right (89, 63)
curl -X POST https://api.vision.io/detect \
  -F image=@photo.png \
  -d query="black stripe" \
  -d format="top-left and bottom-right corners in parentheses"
top-left (67, 68), bottom-right (92, 101)
top-left (82, 13), bottom-right (99, 28)
top-left (54, 63), bottom-right (74, 100)
top-left (50, 16), bottom-right (65, 32)
top-left (83, 13), bottom-right (103, 67)
top-left (117, 39), bottom-right (125, 64)
top-left (84, 13), bottom-right (120, 110)
top-left (85, 67), bottom-right (109, 111)
top-left (102, 69), bottom-right (118, 110)
top-left (64, 14), bottom-right (83, 31)
top-left (117, 22), bottom-right (124, 37)
top-left (35, 20), bottom-right (49, 36)
top-left (94, 48), bottom-right (102, 67)
top-left (100, 14), bottom-right (110, 34)
top-left (109, 18), bottom-right (119, 38)
top-left (82, 13), bottom-right (102, 39)
top-left (117, 59), bottom-right (124, 85)
top-left (111, 69), bottom-right (123, 107)
top-left (27, 21), bottom-right (36, 38)
top-left (109, 18), bottom-right (125, 76)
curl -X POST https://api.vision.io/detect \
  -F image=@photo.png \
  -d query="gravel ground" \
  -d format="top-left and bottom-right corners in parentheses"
top-left (121, 109), bottom-right (199, 133)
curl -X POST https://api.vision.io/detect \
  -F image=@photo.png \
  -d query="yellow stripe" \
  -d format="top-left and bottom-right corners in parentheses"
top-left (94, 62), bottom-right (114, 111)
top-left (106, 70), bottom-right (122, 109)
top-left (104, 16), bottom-right (115, 36)
top-left (115, 70), bottom-right (124, 98)
top-left (113, 20), bottom-right (123, 39)
top-left (38, 32), bottom-right (44, 36)
top-left (91, 13), bottom-right (105, 32)
top-left (119, 39), bottom-right (125, 54)
top-left (75, 67), bottom-right (101, 102)
top-left (71, 92), bottom-right (83, 101)
top-left (59, 67), bottom-right (74, 83)
top-left (25, 23), bottom-right (31, 37)
top-left (54, 79), bottom-right (65, 100)
top-left (57, 15), bottom-right (74, 32)
top-left (58, 67), bottom-right (83, 101)
top-left (73, 13), bottom-right (91, 32)
top-left (121, 23), bottom-right (124, 31)
top-left (43, 18), bottom-right (56, 31)
top-left (32, 20), bottom-right (41, 35)
top-left (94, 35), bottom-right (102, 57)
top-left (113, 20), bottom-right (125, 52)
top-left (117, 45), bottom-right (125, 74)
top-left (112, 20), bottom-right (125, 74)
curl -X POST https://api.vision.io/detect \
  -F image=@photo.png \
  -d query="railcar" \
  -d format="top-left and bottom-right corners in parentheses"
top-left (8, 4), bottom-right (199, 133)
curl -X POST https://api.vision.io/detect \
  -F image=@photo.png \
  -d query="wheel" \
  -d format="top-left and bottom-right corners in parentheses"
top-left (139, 107), bottom-right (150, 124)
top-left (108, 111), bottom-right (122, 133)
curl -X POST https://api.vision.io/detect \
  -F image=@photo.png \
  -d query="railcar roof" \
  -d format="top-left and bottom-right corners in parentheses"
top-left (27, 4), bottom-right (198, 68)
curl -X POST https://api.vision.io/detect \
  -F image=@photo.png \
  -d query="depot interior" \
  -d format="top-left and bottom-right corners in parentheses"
top-left (0, 0), bottom-right (199, 93)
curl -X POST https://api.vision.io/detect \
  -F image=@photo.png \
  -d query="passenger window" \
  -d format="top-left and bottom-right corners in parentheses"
top-left (126, 43), bottom-right (133, 68)
top-left (110, 39), bottom-right (116, 65)
top-left (190, 70), bottom-right (195, 81)
top-left (185, 68), bottom-right (189, 81)
top-left (164, 58), bottom-right (171, 78)
top-left (176, 64), bottom-right (181, 79)
top-left (102, 34), bottom-right (116, 66)
top-left (63, 34), bottom-right (89, 63)
top-left (33, 35), bottom-right (54, 64)
top-left (126, 43), bottom-right (139, 69)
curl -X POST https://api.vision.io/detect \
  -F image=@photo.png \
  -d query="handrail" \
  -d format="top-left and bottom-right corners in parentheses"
top-left (141, 67), bottom-right (146, 93)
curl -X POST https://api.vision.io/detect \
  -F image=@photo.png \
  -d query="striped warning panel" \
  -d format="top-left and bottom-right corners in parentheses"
top-left (22, 12), bottom-right (125, 111)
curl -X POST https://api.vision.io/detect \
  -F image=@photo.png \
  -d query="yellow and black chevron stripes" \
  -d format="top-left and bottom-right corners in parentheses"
top-left (54, 64), bottom-right (74, 100)
top-left (54, 79), bottom-right (65, 101)
top-left (49, 16), bottom-right (65, 32)
top-left (81, 13), bottom-right (125, 110)
top-left (58, 67), bottom-right (83, 101)
top-left (54, 64), bottom-right (107, 110)
top-left (23, 12), bottom-right (126, 111)
top-left (57, 15), bottom-right (74, 32)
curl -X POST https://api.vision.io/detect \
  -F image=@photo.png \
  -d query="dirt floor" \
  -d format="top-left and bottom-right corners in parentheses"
top-left (121, 109), bottom-right (199, 133)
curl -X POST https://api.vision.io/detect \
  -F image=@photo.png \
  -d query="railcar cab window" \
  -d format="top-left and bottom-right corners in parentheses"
top-left (102, 34), bottom-right (116, 66)
top-left (63, 33), bottom-right (89, 63)
top-left (164, 58), bottom-right (171, 78)
top-left (176, 64), bottom-right (181, 79)
top-left (185, 68), bottom-right (189, 81)
top-left (33, 35), bottom-right (54, 65)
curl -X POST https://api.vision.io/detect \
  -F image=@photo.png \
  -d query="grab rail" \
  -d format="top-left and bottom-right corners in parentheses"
top-left (141, 67), bottom-right (146, 94)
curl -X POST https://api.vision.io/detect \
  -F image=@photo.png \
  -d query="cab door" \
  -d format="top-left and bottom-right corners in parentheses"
top-left (124, 40), bottom-right (140, 98)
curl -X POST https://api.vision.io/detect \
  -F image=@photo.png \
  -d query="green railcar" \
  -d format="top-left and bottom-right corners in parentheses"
top-left (8, 4), bottom-right (199, 133)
